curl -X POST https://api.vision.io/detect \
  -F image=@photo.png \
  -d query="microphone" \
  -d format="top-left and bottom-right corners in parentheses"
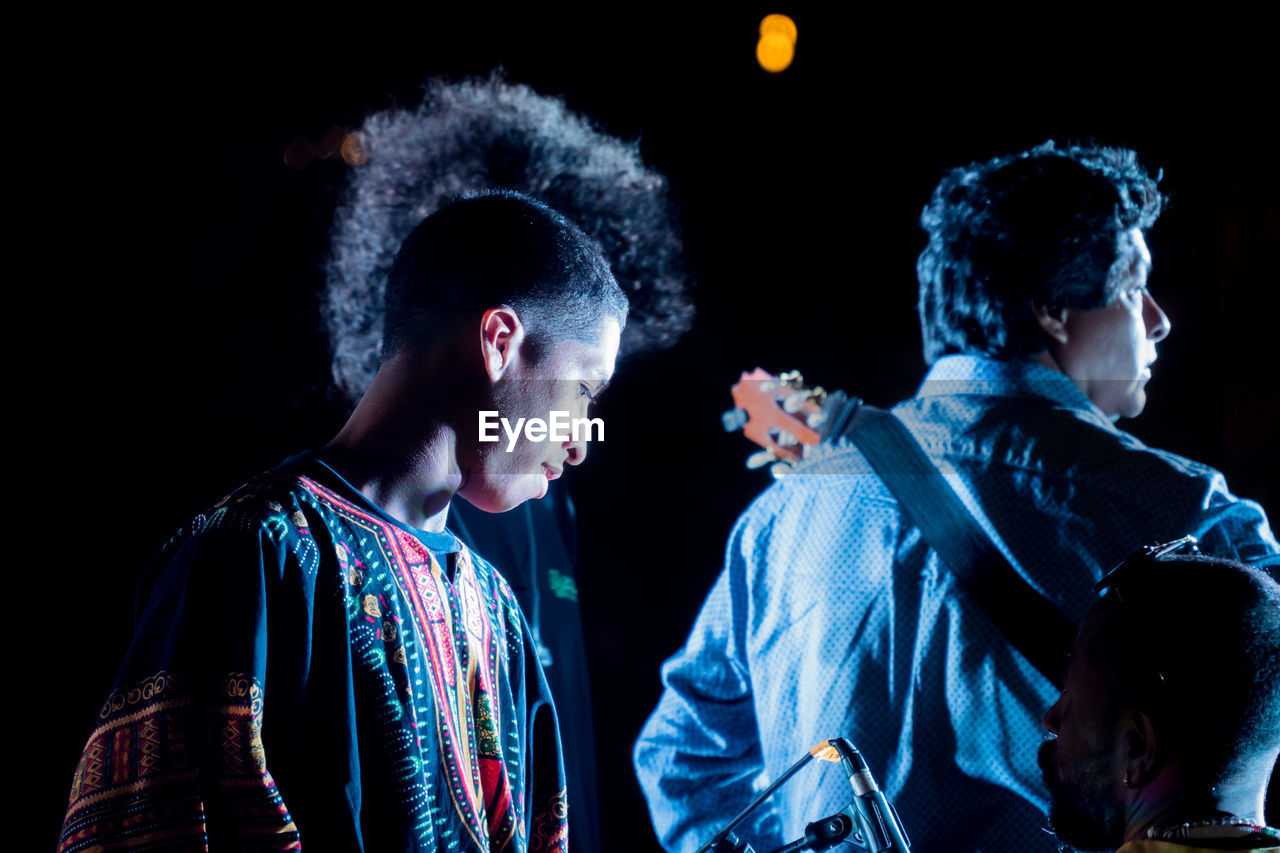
top-left (821, 739), bottom-right (910, 853)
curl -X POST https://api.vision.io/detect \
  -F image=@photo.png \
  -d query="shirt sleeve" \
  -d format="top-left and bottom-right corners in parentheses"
top-left (633, 514), bottom-right (786, 853)
top-left (1186, 470), bottom-right (1280, 571)
top-left (59, 503), bottom-right (308, 852)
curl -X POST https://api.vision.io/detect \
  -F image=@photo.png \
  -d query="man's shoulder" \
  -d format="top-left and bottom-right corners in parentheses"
top-left (895, 390), bottom-right (1228, 483)
top-left (131, 470), bottom-right (344, 617)
top-left (750, 390), bottom-right (1233, 496)
top-left (153, 468), bottom-right (353, 566)
top-left (177, 470), bottom-right (310, 531)
top-left (738, 390), bottom-right (1257, 538)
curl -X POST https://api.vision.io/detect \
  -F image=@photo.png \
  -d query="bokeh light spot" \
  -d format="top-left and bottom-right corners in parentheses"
top-left (756, 31), bottom-right (795, 73)
top-left (759, 13), bottom-right (797, 44)
top-left (340, 132), bottom-right (367, 166)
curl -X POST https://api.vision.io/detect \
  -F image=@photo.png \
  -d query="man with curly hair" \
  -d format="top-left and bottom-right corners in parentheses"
top-left (60, 191), bottom-right (626, 852)
top-left (634, 143), bottom-right (1279, 852)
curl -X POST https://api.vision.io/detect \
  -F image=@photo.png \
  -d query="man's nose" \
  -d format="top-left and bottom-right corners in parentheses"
top-left (1144, 290), bottom-right (1171, 342)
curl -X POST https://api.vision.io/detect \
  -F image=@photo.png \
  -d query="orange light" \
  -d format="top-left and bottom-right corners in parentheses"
top-left (757, 14), bottom-right (797, 72)
top-left (759, 13), bottom-right (797, 44)
top-left (340, 132), bottom-right (367, 166)
top-left (756, 31), bottom-right (795, 73)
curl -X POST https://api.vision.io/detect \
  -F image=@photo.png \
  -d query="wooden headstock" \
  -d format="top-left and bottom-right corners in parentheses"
top-left (722, 368), bottom-right (834, 476)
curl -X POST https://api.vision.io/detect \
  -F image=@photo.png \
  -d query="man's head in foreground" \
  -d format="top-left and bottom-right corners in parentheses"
top-left (1039, 548), bottom-right (1280, 850)
top-left (375, 190), bottom-right (627, 512)
top-left (917, 142), bottom-right (1172, 419)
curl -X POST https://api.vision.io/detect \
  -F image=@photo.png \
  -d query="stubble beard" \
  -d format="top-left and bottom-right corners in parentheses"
top-left (1041, 741), bottom-right (1126, 852)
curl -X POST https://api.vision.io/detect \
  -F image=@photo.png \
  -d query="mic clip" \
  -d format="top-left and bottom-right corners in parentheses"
top-left (771, 810), bottom-right (857, 852)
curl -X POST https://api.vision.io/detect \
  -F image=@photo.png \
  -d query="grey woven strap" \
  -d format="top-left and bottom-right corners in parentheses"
top-left (835, 401), bottom-right (1074, 686)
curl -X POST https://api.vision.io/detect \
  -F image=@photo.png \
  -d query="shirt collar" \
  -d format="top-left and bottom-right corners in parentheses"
top-left (916, 354), bottom-right (1112, 421)
top-left (280, 451), bottom-right (463, 555)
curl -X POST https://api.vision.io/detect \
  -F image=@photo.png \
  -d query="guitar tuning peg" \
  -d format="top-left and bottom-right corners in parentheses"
top-left (809, 386), bottom-right (828, 405)
top-left (779, 370), bottom-right (805, 389)
top-left (806, 411), bottom-right (827, 428)
top-left (782, 390), bottom-right (808, 414)
top-left (746, 450), bottom-right (780, 470)
top-left (771, 462), bottom-right (793, 479)
top-left (776, 430), bottom-right (799, 447)
top-left (721, 407), bottom-right (748, 432)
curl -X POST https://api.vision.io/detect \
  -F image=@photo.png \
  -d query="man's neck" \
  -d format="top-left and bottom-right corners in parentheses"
top-left (1030, 348), bottom-right (1064, 376)
top-left (322, 352), bottom-right (473, 533)
top-left (1124, 767), bottom-right (1271, 844)
top-left (321, 432), bottom-right (459, 533)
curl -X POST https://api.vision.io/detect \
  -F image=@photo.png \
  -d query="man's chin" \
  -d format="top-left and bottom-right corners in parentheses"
top-left (1111, 390), bottom-right (1147, 421)
top-left (530, 473), bottom-right (549, 501)
top-left (1047, 796), bottom-right (1126, 852)
top-left (1125, 386), bottom-right (1148, 419)
top-left (459, 472), bottom-right (550, 513)
top-left (1090, 378), bottom-right (1150, 421)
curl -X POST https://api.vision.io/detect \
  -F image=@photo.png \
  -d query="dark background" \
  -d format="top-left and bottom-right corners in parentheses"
top-left (35, 8), bottom-right (1277, 849)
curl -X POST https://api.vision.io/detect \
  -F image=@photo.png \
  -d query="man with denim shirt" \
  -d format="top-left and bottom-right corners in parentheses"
top-left (633, 143), bottom-right (1280, 853)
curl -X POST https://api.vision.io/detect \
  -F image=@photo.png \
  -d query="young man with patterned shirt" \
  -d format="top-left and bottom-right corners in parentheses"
top-left (59, 191), bottom-right (625, 852)
top-left (321, 75), bottom-right (695, 853)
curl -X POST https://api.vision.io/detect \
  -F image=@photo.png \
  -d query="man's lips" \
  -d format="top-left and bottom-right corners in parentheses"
top-left (543, 465), bottom-right (562, 481)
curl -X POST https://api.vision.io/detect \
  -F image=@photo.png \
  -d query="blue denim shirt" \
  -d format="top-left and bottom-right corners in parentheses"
top-left (633, 355), bottom-right (1278, 853)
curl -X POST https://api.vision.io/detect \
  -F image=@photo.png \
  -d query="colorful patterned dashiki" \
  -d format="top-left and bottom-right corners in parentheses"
top-left (1116, 822), bottom-right (1280, 852)
top-left (1118, 841), bottom-right (1280, 852)
top-left (59, 454), bottom-right (569, 852)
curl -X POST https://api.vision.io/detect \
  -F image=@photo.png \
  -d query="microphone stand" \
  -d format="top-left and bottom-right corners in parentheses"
top-left (693, 738), bottom-right (910, 853)
top-left (693, 749), bottom-right (819, 853)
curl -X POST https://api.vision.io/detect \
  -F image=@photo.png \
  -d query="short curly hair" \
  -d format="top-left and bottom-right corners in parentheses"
top-left (383, 190), bottom-right (626, 359)
top-left (917, 142), bottom-right (1164, 364)
top-left (323, 72), bottom-right (694, 404)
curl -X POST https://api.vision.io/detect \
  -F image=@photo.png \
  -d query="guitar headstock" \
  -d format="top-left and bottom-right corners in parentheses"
top-left (722, 368), bottom-right (834, 476)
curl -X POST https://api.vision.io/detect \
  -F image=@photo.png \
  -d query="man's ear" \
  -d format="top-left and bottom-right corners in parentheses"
top-left (480, 306), bottom-right (525, 382)
top-left (1120, 708), bottom-right (1159, 788)
top-left (1033, 304), bottom-right (1071, 345)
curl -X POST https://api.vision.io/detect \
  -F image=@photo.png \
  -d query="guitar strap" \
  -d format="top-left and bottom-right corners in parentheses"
top-left (830, 399), bottom-right (1075, 687)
